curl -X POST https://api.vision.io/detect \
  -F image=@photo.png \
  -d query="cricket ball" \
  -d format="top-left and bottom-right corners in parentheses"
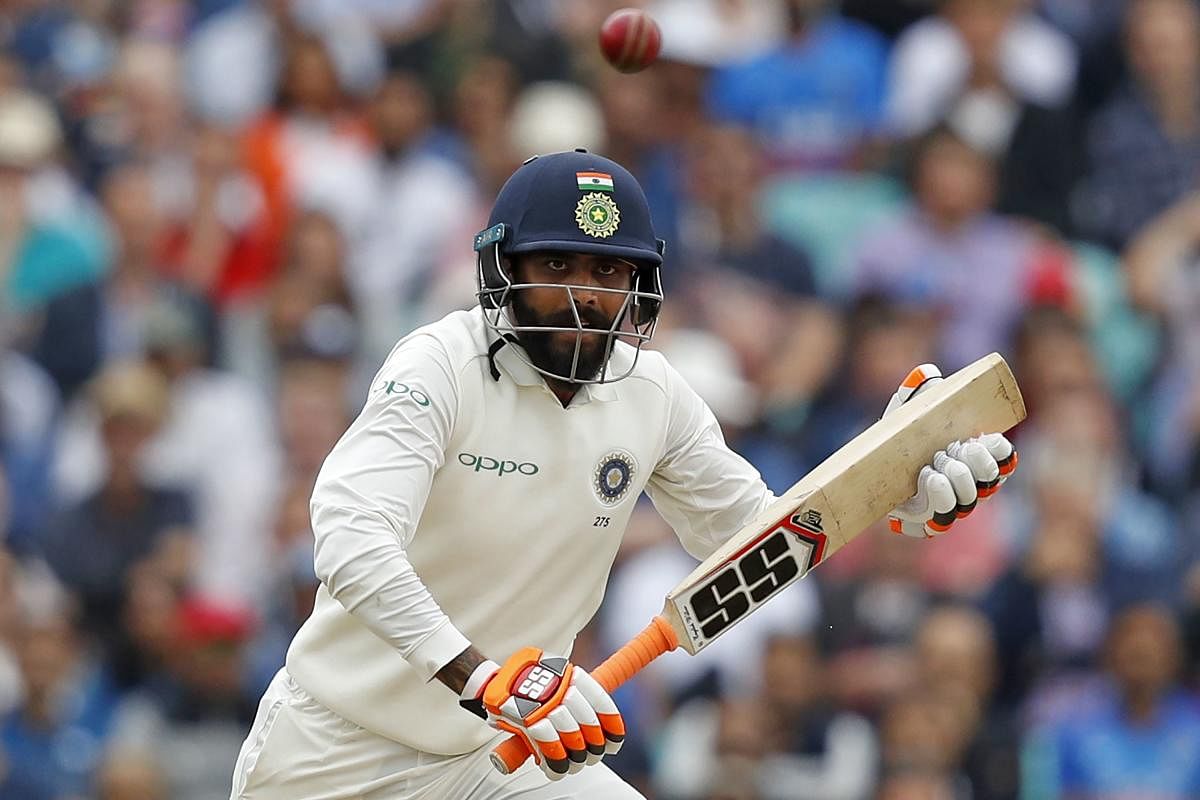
top-left (598, 8), bottom-right (662, 74)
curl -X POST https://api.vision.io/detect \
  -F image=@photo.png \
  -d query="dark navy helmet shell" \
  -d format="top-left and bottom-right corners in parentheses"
top-left (481, 149), bottom-right (664, 265)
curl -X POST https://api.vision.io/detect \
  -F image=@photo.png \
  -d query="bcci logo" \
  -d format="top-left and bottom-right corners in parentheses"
top-left (594, 450), bottom-right (636, 506)
top-left (575, 193), bottom-right (620, 239)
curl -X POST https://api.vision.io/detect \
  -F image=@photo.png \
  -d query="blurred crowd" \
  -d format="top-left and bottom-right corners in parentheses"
top-left (1, 0), bottom-right (1200, 797)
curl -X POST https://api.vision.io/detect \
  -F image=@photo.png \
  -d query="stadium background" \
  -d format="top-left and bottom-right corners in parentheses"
top-left (1, 0), bottom-right (1199, 797)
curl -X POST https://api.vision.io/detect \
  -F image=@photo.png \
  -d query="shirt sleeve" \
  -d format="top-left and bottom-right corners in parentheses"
top-left (308, 333), bottom-right (471, 681)
top-left (645, 358), bottom-right (775, 561)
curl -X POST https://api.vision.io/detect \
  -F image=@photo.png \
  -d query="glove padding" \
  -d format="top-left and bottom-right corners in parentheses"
top-left (884, 364), bottom-right (1018, 538)
top-left (459, 648), bottom-right (624, 780)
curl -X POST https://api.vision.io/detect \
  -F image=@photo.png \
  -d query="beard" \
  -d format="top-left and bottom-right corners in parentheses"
top-left (509, 291), bottom-right (617, 382)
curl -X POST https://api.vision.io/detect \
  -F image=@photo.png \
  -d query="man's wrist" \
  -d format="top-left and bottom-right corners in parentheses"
top-left (434, 645), bottom-right (491, 695)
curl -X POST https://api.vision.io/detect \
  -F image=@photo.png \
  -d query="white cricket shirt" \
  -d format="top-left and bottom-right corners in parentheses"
top-left (286, 307), bottom-right (774, 754)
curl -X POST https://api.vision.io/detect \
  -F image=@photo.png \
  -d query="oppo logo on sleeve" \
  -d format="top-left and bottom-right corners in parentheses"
top-left (456, 453), bottom-right (540, 476)
top-left (380, 380), bottom-right (431, 406)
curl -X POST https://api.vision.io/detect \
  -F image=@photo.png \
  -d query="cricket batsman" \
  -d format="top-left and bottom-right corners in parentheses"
top-left (230, 150), bottom-right (1017, 799)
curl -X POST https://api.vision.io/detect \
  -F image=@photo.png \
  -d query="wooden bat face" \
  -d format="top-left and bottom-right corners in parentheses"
top-left (661, 353), bottom-right (1025, 655)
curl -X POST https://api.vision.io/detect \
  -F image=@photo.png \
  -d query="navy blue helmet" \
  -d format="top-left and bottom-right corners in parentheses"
top-left (473, 150), bottom-right (665, 383)
top-left (478, 149), bottom-right (664, 264)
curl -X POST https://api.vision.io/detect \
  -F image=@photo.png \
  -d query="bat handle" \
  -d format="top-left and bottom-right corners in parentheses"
top-left (489, 615), bottom-right (679, 775)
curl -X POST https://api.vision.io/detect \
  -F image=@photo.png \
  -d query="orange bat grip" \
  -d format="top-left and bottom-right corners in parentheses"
top-left (489, 615), bottom-right (679, 775)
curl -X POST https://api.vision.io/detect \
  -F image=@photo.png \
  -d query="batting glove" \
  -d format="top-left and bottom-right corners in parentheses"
top-left (459, 648), bottom-right (624, 780)
top-left (884, 364), bottom-right (1018, 538)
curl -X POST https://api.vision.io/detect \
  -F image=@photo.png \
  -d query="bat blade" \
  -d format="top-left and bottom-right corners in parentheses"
top-left (662, 352), bottom-right (1025, 654)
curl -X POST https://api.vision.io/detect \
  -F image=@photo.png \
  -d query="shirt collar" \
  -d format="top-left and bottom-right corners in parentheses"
top-left (490, 338), bottom-right (542, 387)
top-left (487, 338), bottom-right (622, 404)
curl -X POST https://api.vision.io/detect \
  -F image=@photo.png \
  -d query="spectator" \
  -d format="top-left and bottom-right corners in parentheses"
top-left (1075, 0), bottom-right (1200, 249)
top-left (96, 751), bottom-right (167, 800)
top-left (649, 0), bottom-right (786, 68)
top-left (0, 89), bottom-right (107, 319)
top-left (875, 767), bottom-right (958, 800)
top-left (62, 38), bottom-right (275, 305)
top-left (39, 361), bottom-right (193, 653)
top-left (108, 596), bottom-right (257, 800)
top-left (705, 699), bottom-right (769, 800)
top-left (850, 124), bottom-right (1074, 370)
top-left (0, 581), bottom-right (120, 799)
top-left (1014, 388), bottom-right (1178, 602)
top-left (241, 31), bottom-right (376, 282)
top-left (155, 123), bottom-right (275, 307)
top-left (115, 563), bottom-right (184, 696)
top-left (985, 389), bottom-right (1178, 719)
top-left (596, 67), bottom-right (686, 262)
top-left (878, 691), bottom-right (975, 792)
top-left (749, 296), bottom-right (932, 489)
top-left (446, 54), bottom-right (522, 196)
top-left (349, 69), bottom-right (478, 361)
top-left (220, 207), bottom-right (358, 395)
top-left (509, 81), bottom-right (606, 167)
top-left (884, 0), bottom-right (1085, 235)
top-left (687, 282), bottom-right (841, 492)
top-left (678, 123), bottom-right (818, 298)
top-left (914, 606), bottom-right (1018, 800)
top-left (655, 633), bottom-right (876, 800)
top-left (30, 159), bottom-right (218, 399)
top-left (1122, 191), bottom-right (1200, 496)
top-left (886, 0), bottom-right (1078, 143)
top-left (53, 296), bottom-right (282, 612)
top-left (707, 0), bottom-right (890, 171)
top-left (1024, 605), bottom-right (1200, 798)
top-left (275, 355), bottom-right (355, 483)
top-left (183, 0), bottom-right (384, 129)
top-left (820, 527), bottom-right (927, 713)
top-left (67, 39), bottom-right (188, 191)
top-left (1010, 305), bottom-right (1106, 421)
top-left (474, 0), bottom-right (578, 85)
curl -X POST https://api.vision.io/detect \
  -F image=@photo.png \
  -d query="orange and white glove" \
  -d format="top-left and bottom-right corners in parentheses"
top-left (459, 648), bottom-right (624, 780)
top-left (884, 364), bottom-right (1018, 538)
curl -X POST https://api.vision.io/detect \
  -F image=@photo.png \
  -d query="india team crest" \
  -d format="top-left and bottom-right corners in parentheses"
top-left (575, 192), bottom-right (621, 239)
top-left (594, 450), bottom-right (637, 506)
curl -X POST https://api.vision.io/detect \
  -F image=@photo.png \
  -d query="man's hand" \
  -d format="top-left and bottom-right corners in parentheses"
top-left (884, 364), bottom-right (1018, 538)
top-left (459, 648), bottom-right (624, 780)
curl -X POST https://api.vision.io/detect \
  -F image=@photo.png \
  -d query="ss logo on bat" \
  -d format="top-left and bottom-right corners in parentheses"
top-left (685, 510), bottom-right (827, 642)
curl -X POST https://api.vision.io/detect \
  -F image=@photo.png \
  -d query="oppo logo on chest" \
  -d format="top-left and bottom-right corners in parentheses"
top-left (456, 452), bottom-right (540, 477)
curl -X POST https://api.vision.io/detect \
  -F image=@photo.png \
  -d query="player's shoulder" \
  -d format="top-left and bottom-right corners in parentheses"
top-left (369, 309), bottom-right (492, 412)
top-left (381, 307), bottom-right (489, 371)
top-left (616, 343), bottom-right (687, 401)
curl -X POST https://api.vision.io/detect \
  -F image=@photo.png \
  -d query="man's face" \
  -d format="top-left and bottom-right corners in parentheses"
top-left (786, 0), bottom-right (831, 32)
top-left (1109, 607), bottom-right (1180, 699)
top-left (508, 252), bottom-right (636, 382)
top-left (1127, 0), bottom-right (1200, 90)
top-left (915, 133), bottom-right (996, 224)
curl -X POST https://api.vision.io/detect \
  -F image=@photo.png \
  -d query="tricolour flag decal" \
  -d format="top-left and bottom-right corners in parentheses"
top-left (576, 171), bottom-right (614, 192)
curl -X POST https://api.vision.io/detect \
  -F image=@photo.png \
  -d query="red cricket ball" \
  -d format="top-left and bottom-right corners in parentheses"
top-left (598, 8), bottom-right (662, 74)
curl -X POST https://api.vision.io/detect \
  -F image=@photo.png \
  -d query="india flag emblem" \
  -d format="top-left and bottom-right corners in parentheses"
top-left (576, 171), bottom-right (614, 192)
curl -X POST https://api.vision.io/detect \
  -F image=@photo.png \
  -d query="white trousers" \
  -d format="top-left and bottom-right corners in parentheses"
top-left (230, 669), bottom-right (645, 800)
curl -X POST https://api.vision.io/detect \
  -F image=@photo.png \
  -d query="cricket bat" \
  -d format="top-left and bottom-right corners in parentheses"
top-left (492, 352), bottom-right (1025, 774)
